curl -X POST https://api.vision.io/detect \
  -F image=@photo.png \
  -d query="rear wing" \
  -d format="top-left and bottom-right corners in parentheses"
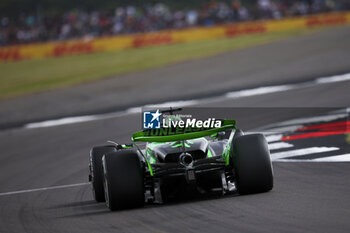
top-left (132, 119), bottom-right (235, 142)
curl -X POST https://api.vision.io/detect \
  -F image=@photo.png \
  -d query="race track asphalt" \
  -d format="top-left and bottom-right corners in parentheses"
top-left (0, 26), bottom-right (349, 233)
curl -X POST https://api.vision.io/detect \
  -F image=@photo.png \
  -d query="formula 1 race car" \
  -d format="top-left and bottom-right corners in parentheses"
top-left (89, 115), bottom-right (273, 211)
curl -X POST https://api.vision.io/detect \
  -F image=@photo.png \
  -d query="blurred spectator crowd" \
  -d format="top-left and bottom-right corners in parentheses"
top-left (1, 0), bottom-right (349, 46)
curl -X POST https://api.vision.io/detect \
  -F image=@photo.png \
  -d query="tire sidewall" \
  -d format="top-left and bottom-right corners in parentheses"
top-left (231, 134), bottom-right (273, 194)
top-left (102, 150), bottom-right (144, 210)
top-left (90, 146), bottom-right (116, 202)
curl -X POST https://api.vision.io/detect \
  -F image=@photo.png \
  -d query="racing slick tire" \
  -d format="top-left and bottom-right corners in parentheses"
top-left (90, 146), bottom-right (117, 202)
top-left (102, 150), bottom-right (144, 210)
top-left (231, 134), bottom-right (273, 194)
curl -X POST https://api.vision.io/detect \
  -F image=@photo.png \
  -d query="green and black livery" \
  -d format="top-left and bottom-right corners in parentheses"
top-left (89, 118), bottom-right (273, 211)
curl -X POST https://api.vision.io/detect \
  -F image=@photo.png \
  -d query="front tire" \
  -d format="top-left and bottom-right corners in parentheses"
top-left (90, 146), bottom-right (117, 202)
top-left (102, 150), bottom-right (144, 210)
top-left (231, 134), bottom-right (273, 194)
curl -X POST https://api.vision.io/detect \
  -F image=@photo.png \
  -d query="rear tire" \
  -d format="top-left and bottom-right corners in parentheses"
top-left (231, 134), bottom-right (273, 194)
top-left (90, 146), bottom-right (117, 202)
top-left (102, 150), bottom-right (144, 210)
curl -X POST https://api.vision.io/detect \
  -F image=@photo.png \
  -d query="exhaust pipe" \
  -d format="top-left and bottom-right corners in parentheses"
top-left (180, 152), bottom-right (193, 166)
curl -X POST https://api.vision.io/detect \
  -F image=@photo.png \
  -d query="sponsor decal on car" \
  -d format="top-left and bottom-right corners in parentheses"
top-left (143, 109), bottom-right (222, 131)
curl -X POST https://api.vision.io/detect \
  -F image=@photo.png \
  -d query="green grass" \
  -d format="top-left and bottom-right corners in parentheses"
top-left (0, 28), bottom-right (319, 99)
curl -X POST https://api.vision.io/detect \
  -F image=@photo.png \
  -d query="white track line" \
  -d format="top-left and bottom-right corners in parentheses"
top-left (316, 73), bottom-right (350, 84)
top-left (24, 72), bottom-right (350, 129)
top-left (271, 147), bottom-right (339, 161)
top-left (262, 125), bottom-right (304, 135)
top-left (0, 182), bottom-right (89, 197)
top-left (144, 100), bottom-right (199, 108)
top-left (268, 142), bottom-right (294, 151)
top-left (312, 153), bottom-right (350, 162)
top-left (265, 134), bottom-right (283, 143)
top-left (270, 113), bottom-right (348, 127)
top-left (276, 153), bottom-right (350, 162)
top-left (225, 85), bottom-right (294, 98)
